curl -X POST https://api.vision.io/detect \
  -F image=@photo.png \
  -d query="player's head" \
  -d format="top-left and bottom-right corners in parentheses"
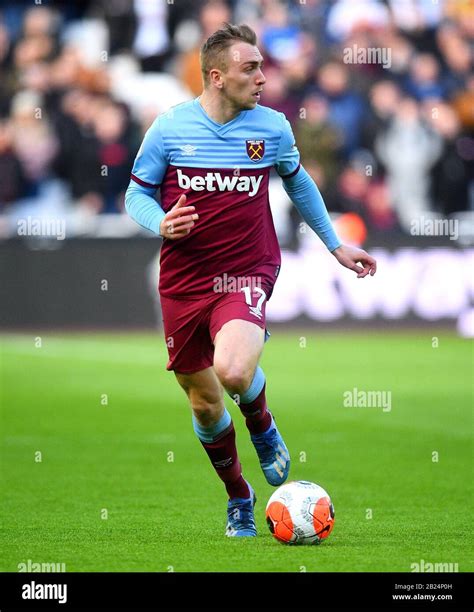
top-left (200, 23), bottom-right (265, 110)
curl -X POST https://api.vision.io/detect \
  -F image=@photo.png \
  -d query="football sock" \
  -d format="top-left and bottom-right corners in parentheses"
top-left (192, 408), bottom-right (250, 499)
top-left (236, 366), bottom-right (272, 435)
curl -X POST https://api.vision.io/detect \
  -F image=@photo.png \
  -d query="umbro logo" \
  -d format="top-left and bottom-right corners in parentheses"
top-left (180, 144), bottom-right (197, 156)
top-left (214, 457), bottom-right (232, 468)
top-left (249, 307), bottom-right (263, 319)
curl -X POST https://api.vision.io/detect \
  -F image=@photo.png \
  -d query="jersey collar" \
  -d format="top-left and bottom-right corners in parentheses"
top-left (193, 97), bottom-right (248, 135)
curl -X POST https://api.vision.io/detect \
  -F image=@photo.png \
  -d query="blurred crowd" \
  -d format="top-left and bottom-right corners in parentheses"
top-left (0, 0), bottom-right (472, 240)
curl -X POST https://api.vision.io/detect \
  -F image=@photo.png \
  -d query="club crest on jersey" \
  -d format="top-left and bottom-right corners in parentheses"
top-left (246, 140), bottom-right (265, 162)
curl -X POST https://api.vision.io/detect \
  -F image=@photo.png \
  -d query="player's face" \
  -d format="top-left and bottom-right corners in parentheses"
top-left (221, 42), bottom-right (266, 110)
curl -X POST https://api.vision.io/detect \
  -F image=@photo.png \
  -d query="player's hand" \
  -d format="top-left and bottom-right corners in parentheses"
top-left (159, 194), bottom-right (199, 239)
top-left (332, 244), bottom-right (377, 278)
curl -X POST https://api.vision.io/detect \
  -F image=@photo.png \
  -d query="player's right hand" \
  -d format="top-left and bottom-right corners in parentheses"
top-left (159, 194), bottom-right (199, 239)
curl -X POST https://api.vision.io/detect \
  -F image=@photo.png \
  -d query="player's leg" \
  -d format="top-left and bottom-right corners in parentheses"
top-left (174, 366), bottom-right (256, 537)
top-left (213, 319), bottom-right (270, 431)
top-left (211, 301), bottom-right (290, 486)
top-left (160, 294), bottom-right (256, 536)
top-left (174, 366), bottom-right (248, 499)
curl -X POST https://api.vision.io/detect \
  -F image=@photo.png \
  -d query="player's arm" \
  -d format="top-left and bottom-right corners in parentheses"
top-left (125, 119), bottom-right (198, 240)
top-left (275, 117), bottom-right (376, 278)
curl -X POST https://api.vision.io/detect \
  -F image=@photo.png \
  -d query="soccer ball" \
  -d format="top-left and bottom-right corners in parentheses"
top-left (265, 480), bottom-right (335, 545)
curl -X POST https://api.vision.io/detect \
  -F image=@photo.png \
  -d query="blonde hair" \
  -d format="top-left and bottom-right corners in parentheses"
top-left (200, 23), bottom-right (257, 86)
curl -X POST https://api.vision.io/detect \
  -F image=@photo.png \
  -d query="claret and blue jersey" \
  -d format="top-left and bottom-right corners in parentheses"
top-left (126, 98), bottom-right (340, 298)
top-left (131, 98), bottom-right (300, 185)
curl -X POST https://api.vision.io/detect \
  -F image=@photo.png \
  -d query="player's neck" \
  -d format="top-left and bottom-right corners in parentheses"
top-left (199, 90), bottom-right (242, 125)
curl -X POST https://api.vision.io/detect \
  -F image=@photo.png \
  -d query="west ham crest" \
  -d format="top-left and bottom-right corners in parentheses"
top-left (246, 140), bottom-right (265, 162)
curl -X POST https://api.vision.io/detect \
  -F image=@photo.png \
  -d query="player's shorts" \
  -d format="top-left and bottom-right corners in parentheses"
top-left (160, 285), bottom-right (273, 374)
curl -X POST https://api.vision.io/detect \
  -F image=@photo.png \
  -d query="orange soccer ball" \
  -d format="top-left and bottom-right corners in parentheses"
top-left (266, 480), bottom-right (335, 545)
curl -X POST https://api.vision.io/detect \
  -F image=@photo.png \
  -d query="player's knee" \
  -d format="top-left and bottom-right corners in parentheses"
top-left (214, 362), bottom-right (253, 394)
top-left (187, 382), bottom-right (221, 405)
top-left (188, 384), bottom-right (221, 414)
top-left (191, 401), bottom-right (222, 426)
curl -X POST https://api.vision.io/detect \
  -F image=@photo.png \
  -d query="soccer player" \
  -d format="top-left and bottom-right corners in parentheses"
top-left (125, 23), bottom-right (376, 537)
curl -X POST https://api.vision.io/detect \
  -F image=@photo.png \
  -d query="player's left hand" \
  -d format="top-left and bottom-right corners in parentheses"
top-left (332, 244), bottom-right (377, 278)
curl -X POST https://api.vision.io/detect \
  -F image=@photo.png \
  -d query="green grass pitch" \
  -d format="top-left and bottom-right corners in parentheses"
top-left (1, 331), bottom-right (472, 572)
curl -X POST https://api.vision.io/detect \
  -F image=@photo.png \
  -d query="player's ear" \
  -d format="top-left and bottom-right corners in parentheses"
top-left (209, 68), bottom-right (224, 89)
